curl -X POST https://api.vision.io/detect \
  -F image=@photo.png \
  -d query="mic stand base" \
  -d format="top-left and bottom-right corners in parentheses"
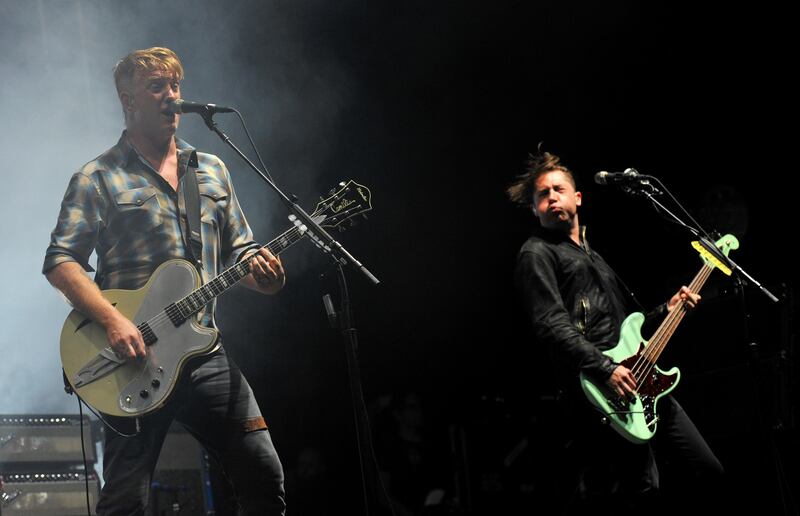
top-left (323, 263), bottom-right (395, 516)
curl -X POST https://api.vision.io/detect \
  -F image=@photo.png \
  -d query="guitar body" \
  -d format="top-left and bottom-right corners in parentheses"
top-left (579, 312), bottom-right (680, 444)
top-left (60, 259), bottom-right (218, 417)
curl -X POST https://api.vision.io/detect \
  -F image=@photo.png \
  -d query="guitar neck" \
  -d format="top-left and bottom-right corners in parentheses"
top-left (155, 180), bottom-right (372, 329)
top-left (645, 261), bottom-right (715, 364)
top-left (168, 224), bottom-right (306, 322)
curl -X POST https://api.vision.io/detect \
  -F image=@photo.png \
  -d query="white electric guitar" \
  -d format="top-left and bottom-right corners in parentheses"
top-left (60, 180), bottom-right (372, 417)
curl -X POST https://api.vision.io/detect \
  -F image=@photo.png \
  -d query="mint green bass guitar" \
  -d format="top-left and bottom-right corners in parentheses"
top-left (579, 234), bottom-right (738, 443)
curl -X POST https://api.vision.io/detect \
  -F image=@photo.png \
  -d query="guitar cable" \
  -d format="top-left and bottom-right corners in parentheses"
top-left (77, 397), bottom-right (92, 516)
top-left (74, 394), bottom-right (141, 515)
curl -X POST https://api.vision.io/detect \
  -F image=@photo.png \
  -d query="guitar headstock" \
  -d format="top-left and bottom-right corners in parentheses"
top-left (692, 233), bottom-right (740, 276)
top-left (713, 234), bottom-right (739, 257)
top-left (311, 180), bottom-right (373, 231)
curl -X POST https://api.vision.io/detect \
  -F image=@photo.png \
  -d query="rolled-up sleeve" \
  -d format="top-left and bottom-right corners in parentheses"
top-left (217, 162), bottom-right (260, 268)
top-left (43, 172), bottom-right (106, 275)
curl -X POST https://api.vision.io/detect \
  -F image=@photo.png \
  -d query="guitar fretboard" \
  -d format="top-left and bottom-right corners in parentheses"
top-left (641, 261), bottom-right (715, 367)
top-left (162, 225), bottom-right (306, 326)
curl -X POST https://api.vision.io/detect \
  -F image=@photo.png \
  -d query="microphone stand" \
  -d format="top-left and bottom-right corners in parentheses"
top-left (621, 174), bottom-right (793, 514)
top-left (623, 176), bottom-right (776, 303)
top-left (196, 109), bottom-right (380, 286)
top-left (194, 109), bottom-right (384, 514)
top-left (322, 266), bottom-right (395, 516)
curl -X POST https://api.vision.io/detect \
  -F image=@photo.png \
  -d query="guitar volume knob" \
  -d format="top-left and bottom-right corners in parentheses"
top-left (139, 389), bottom-right (149, 399)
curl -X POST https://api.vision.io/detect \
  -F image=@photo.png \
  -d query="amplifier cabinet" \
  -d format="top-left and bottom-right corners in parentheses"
top-left (0, 415), bottom-right (95, 468)
top-left (1, 472), bottom-right (99, 515)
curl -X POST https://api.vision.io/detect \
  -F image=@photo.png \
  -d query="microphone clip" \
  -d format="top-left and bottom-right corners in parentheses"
top-left (621, 177), bottom-right (663, 197)
top-left (599, 169), bottom-right (662, 197)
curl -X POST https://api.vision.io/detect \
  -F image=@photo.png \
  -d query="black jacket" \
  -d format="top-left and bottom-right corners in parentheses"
top-left (515, 226), bottom-right (664, 385)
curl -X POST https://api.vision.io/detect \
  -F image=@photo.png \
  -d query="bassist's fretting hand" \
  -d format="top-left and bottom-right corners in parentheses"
top-left (668, 285), bottom-right (701, 312)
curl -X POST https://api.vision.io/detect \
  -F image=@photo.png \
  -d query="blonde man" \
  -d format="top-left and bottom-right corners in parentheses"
top-left (44, 47), bottom-right (286, 515)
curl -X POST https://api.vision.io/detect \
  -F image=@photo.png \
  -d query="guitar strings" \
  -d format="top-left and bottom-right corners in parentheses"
top-left (638, 262), bottom-right (710, 380)
top-left (631, 261), bottom-right (709, 377)
top-left (137, 226), bottom-right (307, 336)
top-left (630, 265), bottom-right (703, 381)
top-left (630, 261), bottom-right (713, 384)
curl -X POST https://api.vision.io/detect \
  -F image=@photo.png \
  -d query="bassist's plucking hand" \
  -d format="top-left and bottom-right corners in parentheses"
top-left (606, 365), bottom-right (637, 400)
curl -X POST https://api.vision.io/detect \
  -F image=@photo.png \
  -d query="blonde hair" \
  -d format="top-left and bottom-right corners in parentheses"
top-left (113, 47), bottom-right (184, 96)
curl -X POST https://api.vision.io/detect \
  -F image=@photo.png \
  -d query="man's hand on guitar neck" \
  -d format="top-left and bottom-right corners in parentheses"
top-left (241, 248), bottom-right (285, 295)
top-left (667, 286), bottom-right (701, 312)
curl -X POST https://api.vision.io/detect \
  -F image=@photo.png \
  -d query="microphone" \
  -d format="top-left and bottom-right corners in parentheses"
top-left (594, 168), bottom-right (641, 185)
top-left (166, 98), bottom-right (235, 115)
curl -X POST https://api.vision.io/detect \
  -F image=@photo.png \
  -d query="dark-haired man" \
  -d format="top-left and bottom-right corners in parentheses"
top-left (508, 151), bottom-right (722, 512)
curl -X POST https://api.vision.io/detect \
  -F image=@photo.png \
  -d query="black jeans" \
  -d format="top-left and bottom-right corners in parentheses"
top-left (564, 395), bottom-right (723, 514)
top-left (95, 347), bottom-right (286, 516)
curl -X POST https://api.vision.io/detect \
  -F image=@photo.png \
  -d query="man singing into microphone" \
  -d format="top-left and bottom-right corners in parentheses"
top-left (507, 150), bottom-right (722, 513)
top-left (43, 47), bottom-right (285, 515)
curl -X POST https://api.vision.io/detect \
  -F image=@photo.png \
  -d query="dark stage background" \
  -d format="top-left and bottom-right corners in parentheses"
top-left (1, 1), bottom-right (795, 514)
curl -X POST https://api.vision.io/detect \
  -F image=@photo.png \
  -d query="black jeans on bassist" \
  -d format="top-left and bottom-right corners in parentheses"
top-left (563, 395), bottom-right (723, 514)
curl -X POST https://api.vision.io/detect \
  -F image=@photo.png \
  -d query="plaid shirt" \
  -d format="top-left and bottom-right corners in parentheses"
top-left (43, 132), bottom-right (259, 327)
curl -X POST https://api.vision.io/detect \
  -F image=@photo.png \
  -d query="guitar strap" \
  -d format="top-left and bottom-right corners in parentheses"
top-left (584, 249), bottom-right (669, 334)
top-left (182, 150), bottom-right (203, 270)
